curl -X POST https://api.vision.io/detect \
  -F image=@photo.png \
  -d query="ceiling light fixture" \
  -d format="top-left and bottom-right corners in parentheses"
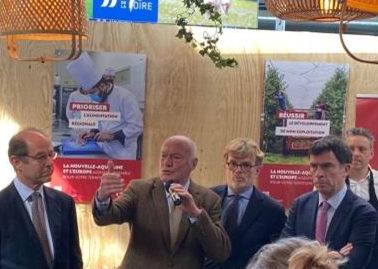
top-left (264, 0), bottom-right (376, 22)
top-left (0, 0), bottom-right (88, 62)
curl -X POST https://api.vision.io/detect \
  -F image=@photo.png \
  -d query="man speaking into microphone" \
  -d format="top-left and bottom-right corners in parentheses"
top-left (92, 135), bottom-right (231, 269)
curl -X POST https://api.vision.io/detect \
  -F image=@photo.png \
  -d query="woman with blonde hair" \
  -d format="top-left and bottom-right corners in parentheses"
top-left (247, 237), bottom-right (346, 269)
top-left (289, 241), bottom-right (345, 269)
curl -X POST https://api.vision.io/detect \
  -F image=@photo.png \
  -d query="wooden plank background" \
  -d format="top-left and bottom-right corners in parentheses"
top-left (0, 22), bottom-right (378, 268)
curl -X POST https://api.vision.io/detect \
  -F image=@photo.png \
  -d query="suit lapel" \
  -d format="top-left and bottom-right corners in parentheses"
top-left (9, 183), bottom-right (49, 266)
top-left (44, 187), bottom-right (62, 255)
top-left (10, 183), bottom-right (42, 246)
top-left (151, 178), bottom-right (171, 251)
top-left (306, 192), bottom-right (319, 238)
top-left (326, 189), bottom-right (352, 242)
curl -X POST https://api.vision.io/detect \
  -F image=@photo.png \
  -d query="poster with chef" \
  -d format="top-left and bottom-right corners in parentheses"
top-left (258, 60), bottom-right (349, 208)
top-left (50, 50), bottom-right (146, 203)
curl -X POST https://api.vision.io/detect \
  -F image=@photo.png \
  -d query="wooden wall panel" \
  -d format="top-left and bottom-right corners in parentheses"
top-left (0, 22), bottom-right (377, 268)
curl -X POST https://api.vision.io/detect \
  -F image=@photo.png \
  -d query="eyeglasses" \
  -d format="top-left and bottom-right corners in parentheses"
top-left (22, 151), bottom-right (58, 163)
top-left (226, 161), bottom-right (258, 172)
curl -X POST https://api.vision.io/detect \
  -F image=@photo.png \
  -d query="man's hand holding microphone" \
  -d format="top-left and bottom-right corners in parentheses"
top-left (166, 181), bottom-right (202, 218)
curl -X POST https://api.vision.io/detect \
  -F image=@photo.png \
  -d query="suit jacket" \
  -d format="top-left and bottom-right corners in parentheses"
top-left (281, 189), bottom-right (378, 269)
top-left (205, 185), bottom-right (287, 269)
top-left (0, 182), bottom-right (83, 269)
top-left (92, 177), bottom-right (231, 269)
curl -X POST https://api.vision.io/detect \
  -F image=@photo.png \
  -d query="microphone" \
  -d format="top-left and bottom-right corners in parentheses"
top-left (165, 180), bottom-right (182, 206)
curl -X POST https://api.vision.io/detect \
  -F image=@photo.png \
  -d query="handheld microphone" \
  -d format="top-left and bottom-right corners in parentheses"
top-left (165, 180), bottom-right (182, 206)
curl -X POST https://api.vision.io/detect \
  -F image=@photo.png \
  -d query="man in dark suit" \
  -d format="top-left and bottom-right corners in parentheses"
top-left (281, 136), bottom-right (378, 269)
top-left (205, 138), bottom-right (287, 269)
top-left (0, 128), bottom-right (83, 269)
top-left (92, 135), bottom-right (231, 269)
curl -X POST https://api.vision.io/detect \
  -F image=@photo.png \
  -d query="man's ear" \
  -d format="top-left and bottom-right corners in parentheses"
top-left (254, 165), bottom-right (262, 176)
top-left (192, 158), bottom-right (198, 170)
top-left (9, 155), bottom-right (24, 172)
top-left (344, 163), bottom-right (351, 175)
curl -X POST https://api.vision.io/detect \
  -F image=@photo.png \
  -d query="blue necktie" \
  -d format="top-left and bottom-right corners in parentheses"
top-left (223, 195), bottom-right (241, 235)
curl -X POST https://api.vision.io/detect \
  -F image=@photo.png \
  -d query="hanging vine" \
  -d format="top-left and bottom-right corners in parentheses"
top-left (175, 0), bottom-right (238, 68)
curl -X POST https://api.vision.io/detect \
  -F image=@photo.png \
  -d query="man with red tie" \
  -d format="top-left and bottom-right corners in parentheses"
top-left (281, 136), bottom-right (377, 269)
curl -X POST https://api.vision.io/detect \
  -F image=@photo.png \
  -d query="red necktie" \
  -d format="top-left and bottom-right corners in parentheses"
top-left (315, 201), bottom-right (330, 243)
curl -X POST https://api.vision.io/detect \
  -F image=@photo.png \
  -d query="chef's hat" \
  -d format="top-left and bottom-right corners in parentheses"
top-left (66, 52), bottom-right (102, 90)
top-left (104, 67), bottom-right (116, 77)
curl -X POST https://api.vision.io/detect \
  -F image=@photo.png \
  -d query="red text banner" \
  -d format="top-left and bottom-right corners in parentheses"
top-left (258, 164), bottom-right (313, 208)
top-left (50, 158), bottom-right (141, 203)
top-left (356, 96), bottom-right (378, 169)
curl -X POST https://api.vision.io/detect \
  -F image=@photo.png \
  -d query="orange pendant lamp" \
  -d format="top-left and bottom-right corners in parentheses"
top-left (264, 0), bottom-right (376, 21)
top-left (0, 0), bottom-right (88, 62)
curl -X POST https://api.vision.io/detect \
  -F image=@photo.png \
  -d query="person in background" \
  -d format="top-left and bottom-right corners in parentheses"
top-left (345, 127), bottom-right (378, 269)
top-left (345, 128), bottom-right (378, 209)
top-left (103, 67), bottom-right (116, 83)
top-left (205, 138), bottom-right (286, 269)
top-left (0, 128), bottom-right (82, 269)
top-left (66, 52), bottom-right (143, 159)
top-left (246, 237), bottom-right (346, 269)
top-left (92, 135), bottom-right (231, 269)
top-left (281, 135), bottom-right (378, 269)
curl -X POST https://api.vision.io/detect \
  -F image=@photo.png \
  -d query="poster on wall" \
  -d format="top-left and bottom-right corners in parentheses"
top-left (356, 94), bottom-right (378, 169)
top-left (50, 50), bottom-right (146, 203)
top-left (85, 0), bottom-right (257, 27)
top-left (259, 60), bottom-right (349, 208)
top-left (159, 0), bottom-right (258, 28)
top-left (85, 0), bottom-right (158, 23)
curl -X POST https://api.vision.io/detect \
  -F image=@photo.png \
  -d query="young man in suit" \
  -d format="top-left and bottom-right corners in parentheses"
top-left (92, 135), bottom-right (231, 269)
top-left (205, 138), bottom-right (287, 269)
top-left (0, 128), bottom-right (83, 269)
top-left (345, 127), bottom-right (378, 269)
top-left (281, 135), bottom-right (378, 269)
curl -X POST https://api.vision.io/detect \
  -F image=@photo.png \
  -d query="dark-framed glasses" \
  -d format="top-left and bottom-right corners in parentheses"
top-left (22, 151), bottom-right (58, 163)
top-left (226, 161), bottom-right (258, 172)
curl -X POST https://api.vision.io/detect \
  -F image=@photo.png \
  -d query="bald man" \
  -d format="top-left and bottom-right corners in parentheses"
top-left (92, 135), bottom-right (231, 269)
top-left (0, 128), bottom-right (82, 269)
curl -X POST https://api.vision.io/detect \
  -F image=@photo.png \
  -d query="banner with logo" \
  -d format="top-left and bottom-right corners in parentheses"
top-left (356, 94), bottom-right (378, 169)
top-left (85, 0), bottom-right (158, 23)
top-left (50, 50), bottom-right (146, 203)
top-left (85, 0), bottom-right (258, 27)
top-left (259, 60), bottom-right (349, 208)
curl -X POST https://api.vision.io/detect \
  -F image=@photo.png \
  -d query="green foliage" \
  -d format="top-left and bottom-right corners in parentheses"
top-left (262, 64), bottom-right (292, 153)
top-left (264, 153), bottom-right (308, 164)
top-left (310, 68), bottom-right (348, 136)
top-left (175, 0), bottom-right (238, 68)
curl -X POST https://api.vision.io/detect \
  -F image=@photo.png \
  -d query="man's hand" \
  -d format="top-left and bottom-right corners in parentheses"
top-left (97, 160), bottom-right (125, 201)
top-left (339, 243), bottom-right (353, 256)
top-left (170, 183), bottom-right (202, 217)
top-left (94, 131), bottom-right (115, 142)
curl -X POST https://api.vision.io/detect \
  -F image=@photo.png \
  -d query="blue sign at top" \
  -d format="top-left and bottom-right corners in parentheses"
top-left (93, 0), bottom-right (158, 23)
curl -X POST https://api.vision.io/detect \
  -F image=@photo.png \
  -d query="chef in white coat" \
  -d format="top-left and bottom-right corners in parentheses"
top-left (66, 52), bottom-right (143, 160)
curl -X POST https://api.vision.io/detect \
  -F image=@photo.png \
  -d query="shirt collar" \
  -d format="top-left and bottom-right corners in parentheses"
top-left (227, 186), bottom-right (254, 200)
top-left (13, 177), bottom-right (44, 202)
top-left (318, 184), bottom-right (347, 209)
top-left (349, 169), bottom-right (371, 184)
top-left (164, 179), bottom-right (190, 197)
